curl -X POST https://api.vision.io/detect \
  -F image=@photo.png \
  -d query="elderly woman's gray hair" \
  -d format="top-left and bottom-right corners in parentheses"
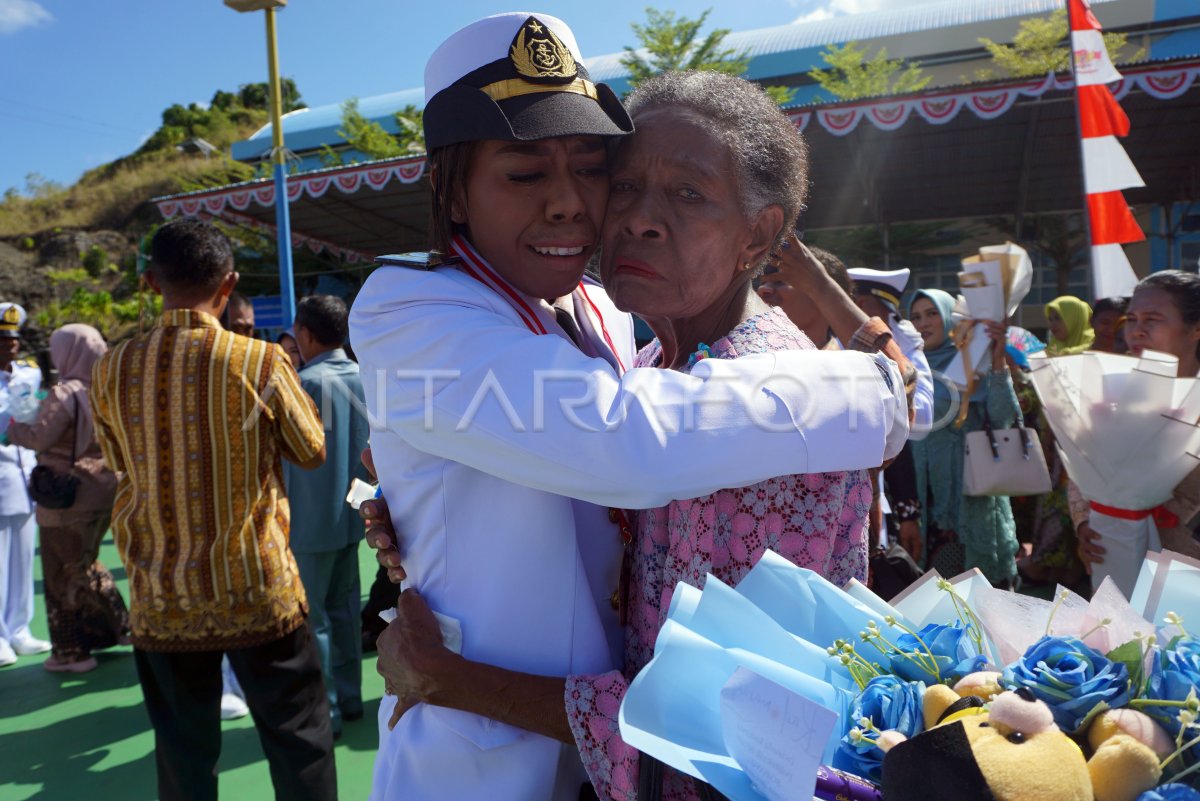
top-left (625, 70), bottom-right (809, 245)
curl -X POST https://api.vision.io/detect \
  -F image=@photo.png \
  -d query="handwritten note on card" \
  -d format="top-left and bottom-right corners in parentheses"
top-left (720, 667), bottom-right (836, 801)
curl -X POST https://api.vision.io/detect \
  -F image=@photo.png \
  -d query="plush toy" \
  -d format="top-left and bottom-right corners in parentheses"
top-left (877, 683), bottom-right (1169, 801)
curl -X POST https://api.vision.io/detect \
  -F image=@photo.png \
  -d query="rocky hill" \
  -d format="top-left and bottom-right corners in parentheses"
top-left (0, 80), bottom-right (301, 347)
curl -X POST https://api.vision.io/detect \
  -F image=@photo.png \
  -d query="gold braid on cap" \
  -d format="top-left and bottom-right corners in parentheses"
top-left (868, 287), bottom-right (901, 309)
top-left (480, 77), bottom-right (598, 103)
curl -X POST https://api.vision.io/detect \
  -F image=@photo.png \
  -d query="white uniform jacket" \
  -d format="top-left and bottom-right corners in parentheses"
top-left (350, 262), bottom-right (909, 801)
top-left (892, 318), bottom-right (935, 440)
top-left (0, 363), bottom-right (39, 517)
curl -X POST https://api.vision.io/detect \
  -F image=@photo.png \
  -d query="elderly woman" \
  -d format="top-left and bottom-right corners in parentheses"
top-left (367, 69), bottom-right (909, 801)
top-left (8, 324), bottom-right (128, 672)
top-left (905, 289), bottom-right (1020, 587)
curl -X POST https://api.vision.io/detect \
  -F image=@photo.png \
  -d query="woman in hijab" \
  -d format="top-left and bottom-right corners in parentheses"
top-left (1016, 298), bottom-right (1093, 590)
top-left (1045, 295), bottom-right (1095, 356)
top-left (276, 329), bottom-right (303, 369)
top-left (905, 288), bottom-right (1021, 587)
top-left (8, 324), bottom-right (128, 672)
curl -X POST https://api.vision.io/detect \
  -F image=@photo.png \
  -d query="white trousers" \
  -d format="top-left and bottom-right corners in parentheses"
top-left (1089, 509), bottom-right (1160, 599)
top-left (0, 511), bottom-right (37, 645)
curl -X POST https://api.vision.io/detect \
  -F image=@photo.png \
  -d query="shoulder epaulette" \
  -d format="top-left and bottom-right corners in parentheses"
top-left (375, 252), bottom-right (462, 271)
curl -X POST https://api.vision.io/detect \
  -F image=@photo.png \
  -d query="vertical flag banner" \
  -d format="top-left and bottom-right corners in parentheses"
top-left (1069, 0), bottom-right (1145, 299)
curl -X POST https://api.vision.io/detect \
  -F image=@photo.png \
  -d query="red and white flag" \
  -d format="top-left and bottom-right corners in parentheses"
top-left (1070, 0), bottom-right (1144, 299)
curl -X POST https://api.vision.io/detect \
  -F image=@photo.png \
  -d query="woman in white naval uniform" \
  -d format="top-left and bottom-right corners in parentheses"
top-left (350, 14), bottom-right (911, 801)
top-left (0, 303), bottom-right (50, 667)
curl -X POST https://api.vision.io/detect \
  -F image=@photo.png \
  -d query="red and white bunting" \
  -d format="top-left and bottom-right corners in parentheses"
top-left (1070, 0), bottom-right (1144, 299)
top-left (776, 62), bottom-right (1197, 139)
top-left (150, 58), bottom-right (1197, 274)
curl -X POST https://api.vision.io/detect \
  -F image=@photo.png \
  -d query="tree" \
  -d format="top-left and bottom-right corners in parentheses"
top-left (324, 100), bottom-right (425, 165)
top-left (1017, 212), bottom-right (1094, 297)
top-left (23, 172), bottom-right (63, 199)
top-left (621, 7), bottom-right (795, 104)
top-left (237, 77), bottom-right (306, 112)
top-left (809, 42), bottom-right (931, 101)
top-left (977, 10), bottom-right (1144, 80)
top-left (622, 8), bottom-right (747, 85)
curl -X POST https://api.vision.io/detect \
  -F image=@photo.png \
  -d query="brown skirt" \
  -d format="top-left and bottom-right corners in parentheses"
top-left (39, 511), bottom-right (129, 662)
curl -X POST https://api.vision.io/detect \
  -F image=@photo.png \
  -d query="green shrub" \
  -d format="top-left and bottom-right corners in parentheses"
top-left (46, 267), bottom-right (92, 286)
top-left (81, 245), bottom-right (109, 277)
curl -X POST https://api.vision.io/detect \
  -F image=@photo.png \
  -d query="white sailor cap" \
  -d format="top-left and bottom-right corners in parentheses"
top-left (0, 302), bottom-right (27, 339)
top-left (422, 12), bottom-right (633, 150)
top-left (847, 267), bottom-right (911, 313)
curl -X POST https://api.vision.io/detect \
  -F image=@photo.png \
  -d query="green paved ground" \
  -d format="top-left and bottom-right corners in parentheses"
top-left (0, 534), bottom-right (385, 801)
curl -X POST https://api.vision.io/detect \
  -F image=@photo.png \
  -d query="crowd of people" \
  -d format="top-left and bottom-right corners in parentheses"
top-left (1, 9), bottom-right (1199, 801)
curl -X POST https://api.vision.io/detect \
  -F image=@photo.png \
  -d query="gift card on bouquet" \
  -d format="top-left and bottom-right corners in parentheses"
top-left (719, 667), bottom-right (836, 801)
top-left (960, 285), bottom-right (1005, 323)
top-left (941, 323), bottom-right (992, 390)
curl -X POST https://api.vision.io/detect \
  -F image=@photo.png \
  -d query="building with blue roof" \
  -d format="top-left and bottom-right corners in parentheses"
top-left (196, 0), bottom-right (1200, 304)
top-left (232, 0), bottom-right (1198, 170)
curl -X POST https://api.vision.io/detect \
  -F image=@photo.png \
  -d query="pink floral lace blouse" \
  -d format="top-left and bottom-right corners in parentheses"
top-left (564, 307), bottom-right (873, 801)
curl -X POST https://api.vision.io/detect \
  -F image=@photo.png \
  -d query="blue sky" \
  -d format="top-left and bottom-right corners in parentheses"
top-left (0, 0), bottom-right (905, 196)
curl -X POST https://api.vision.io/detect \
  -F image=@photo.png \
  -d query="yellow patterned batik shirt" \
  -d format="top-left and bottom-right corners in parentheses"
top-left (90, 309), bottom-right (325, 651)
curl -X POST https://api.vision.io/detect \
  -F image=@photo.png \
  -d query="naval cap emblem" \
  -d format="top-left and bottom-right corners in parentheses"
top-left (509, 16), bottom-right (577, 82)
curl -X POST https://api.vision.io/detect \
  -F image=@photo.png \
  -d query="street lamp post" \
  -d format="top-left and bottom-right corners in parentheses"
top-left (225, 0), bottom-right (296, 328)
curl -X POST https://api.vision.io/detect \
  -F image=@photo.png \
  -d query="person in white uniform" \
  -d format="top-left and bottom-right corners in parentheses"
top-left (351, 13), bottom-right (911, 801)
top-left (848, 268), bottom-right (935, 563)
top-left (0, 303), bottom-right (50, 667)
top-left (847, 268), bottom-right (934, 434)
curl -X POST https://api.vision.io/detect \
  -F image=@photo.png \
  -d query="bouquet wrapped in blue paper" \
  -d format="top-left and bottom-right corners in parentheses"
top-left (619, 550), bottom-right (1200, 801)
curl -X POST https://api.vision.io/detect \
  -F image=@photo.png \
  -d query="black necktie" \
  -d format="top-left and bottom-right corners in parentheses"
top-left (554, 305), bottom-right (583, 347)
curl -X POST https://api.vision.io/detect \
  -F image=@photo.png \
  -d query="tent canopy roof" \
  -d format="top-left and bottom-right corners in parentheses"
top-left (157, 60), bottom-right (1200, 263)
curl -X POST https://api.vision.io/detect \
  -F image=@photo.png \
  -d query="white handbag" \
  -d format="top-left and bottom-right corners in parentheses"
top-left (963, 413), bottom-right (1053, 497)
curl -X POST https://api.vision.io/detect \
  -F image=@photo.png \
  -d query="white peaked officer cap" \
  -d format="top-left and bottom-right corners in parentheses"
top-left (0, 302), bottom-right (27, 339)
top-left (847, 267), bottom-right (911, 313)
top-left (422, 12), bottom-right (633, 150)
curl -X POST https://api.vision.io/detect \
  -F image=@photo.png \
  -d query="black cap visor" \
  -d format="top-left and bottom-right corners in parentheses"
top-left (425, 81), bottom-right (632, 150)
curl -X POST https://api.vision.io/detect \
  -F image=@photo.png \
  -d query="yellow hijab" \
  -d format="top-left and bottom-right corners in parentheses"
top-left (1045, 296), bottom-right (1095, 356)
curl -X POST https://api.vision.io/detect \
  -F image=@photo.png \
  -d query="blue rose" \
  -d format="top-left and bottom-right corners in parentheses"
top-left (887, 621), bottom-right (987, 685)
top-left (1135, 784), bottom-right (1200, 801)
top-left (1143, 637), bottom-right (1200, 767)
top-left (834, 675), bottom-right (924, 781)
top-left (1144, 638), bottom-right (1200, 731)
top-left (1002, 636), bottom-right (1131, 732)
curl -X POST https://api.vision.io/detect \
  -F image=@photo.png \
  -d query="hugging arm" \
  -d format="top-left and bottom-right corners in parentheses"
top-left (376, 589), bottom-right (573, 741)
top-left (351, 267), bottom-right (909, 510)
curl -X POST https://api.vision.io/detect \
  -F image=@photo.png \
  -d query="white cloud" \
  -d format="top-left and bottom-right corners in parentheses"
top-left (794, 0), bottom-right (912, 23)
top-left (0, 0), bottom-right (52, 34)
